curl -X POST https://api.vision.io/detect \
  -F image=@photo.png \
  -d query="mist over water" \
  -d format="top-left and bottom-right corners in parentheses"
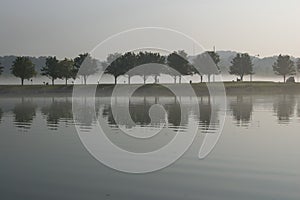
top-left (0, 74), bottom-right (295, 85)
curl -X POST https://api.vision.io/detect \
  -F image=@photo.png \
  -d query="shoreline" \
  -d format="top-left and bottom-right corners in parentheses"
top-left (0, 82), bottom-right (300, 97)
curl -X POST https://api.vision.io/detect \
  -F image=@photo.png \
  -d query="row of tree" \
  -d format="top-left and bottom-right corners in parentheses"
top-left (104, 51), bottom-right (300, 83)
top-left (41, 53), bottom-right (99, 85)
top-left (0, 53), bottom-right (98, 86)
top-left (229, 53), bottom-right (300, 82)
top-left (104, 50), bottom-right (221, 84)
top-left (1, 51), bottom-right (300, 85)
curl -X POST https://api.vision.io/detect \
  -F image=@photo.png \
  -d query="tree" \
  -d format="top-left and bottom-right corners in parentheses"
top-left (41, 56), bottom-right (61, 85)
top-left (59, 58), bottom-right (76, 85)
top-left (192, 51), bottom-right (220, 83)
top-left (0, 62), bottom-right (4, 76)
top-left (120, 52), bottom-right (138, 84)
top-left (104, 52), bottom-right (141, 85)
top-left (296, 58), bottom-right (300, 73)
top-left (135, 52), bottom-right (165, 84)
top-left (206, 51), bottom-right (220, 82)
top-left (104, 53), bottom-right (123, 84)
top-left (11, 57), bottom-right (36, 86)
top-left (229, 53), bottom-right (253, 81)
top-left (192, 55), bottom-right (204, 83)
top-left (272, 55), bottom-right (295, 83)
top-left (167, 50), bottom-right (192, 83)
top-left (74, 53), bottom-right (98, 85)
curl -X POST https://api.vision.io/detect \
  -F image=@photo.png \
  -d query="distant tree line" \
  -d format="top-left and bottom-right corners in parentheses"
top-left (2, 51), bottom-right (300, 85)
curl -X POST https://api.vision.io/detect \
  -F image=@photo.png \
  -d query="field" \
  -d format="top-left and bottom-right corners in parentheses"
top-left (0, 81), bottom-right (299, 96)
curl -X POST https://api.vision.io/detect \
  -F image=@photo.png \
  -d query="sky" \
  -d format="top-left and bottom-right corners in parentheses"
top-left (1, 0), bottom-right (300, 59)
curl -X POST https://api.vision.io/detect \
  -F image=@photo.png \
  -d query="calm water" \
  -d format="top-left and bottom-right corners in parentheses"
top-left (0, 94), bottom-right (300, 200)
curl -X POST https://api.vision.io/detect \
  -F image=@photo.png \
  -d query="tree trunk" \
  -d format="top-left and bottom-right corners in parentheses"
top-left (154, 75), bottom-right (158, 84)
top-left (143, 75), bottom-right (146, 85)
top-left (128, 76), bottom-right (131, 84)
top-left (21, 78), bottom-right (24, 86)
top-left (114, 76), bottom-right (117, 85)
top-left (284, 75), bottom-right (286, 83)
top-left (65, 78), bottom-right (68, 85)
top-left (200, 75), bottom-right (203, 83)
top-left (240, 75), bottom-right (244, 81)
top-left (179, 76), bottom-right (182, 84)
top-left (84, 75), bottom-right (87, 85)
top-left (52, 78), bottom-right (55, 86)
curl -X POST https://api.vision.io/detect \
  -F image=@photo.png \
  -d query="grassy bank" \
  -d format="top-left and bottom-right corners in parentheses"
top-left (0, 82), bottom-right (299, 96)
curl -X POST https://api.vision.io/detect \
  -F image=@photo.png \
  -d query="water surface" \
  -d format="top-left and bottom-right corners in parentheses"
top-left (0, 94), bottom-right (299, 200)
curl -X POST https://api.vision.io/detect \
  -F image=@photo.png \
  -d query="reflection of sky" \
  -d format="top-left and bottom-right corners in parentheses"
top-left (1, 95), bottom-right (300, 199)
top-left (1, 0), bottom-right (300, 58)
top-left (0, 94), bottom-right (299, 131)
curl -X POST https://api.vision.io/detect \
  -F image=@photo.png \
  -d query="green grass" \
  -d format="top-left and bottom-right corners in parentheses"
top-left (1, 81), bottom-right (300, 96)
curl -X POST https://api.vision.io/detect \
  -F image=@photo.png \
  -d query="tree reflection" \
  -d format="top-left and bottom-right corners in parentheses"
top-left (165, 102), bottom-right (181, 127)
top-left (130, 103), bottom-right (152, 125)
top-left (41, 98), bottom-right (72, 129)
top-left (73, 98), bottom-right (97, 130)
top-left (165, 100), bottom-right (192, 127)
top-left (101, 97), bottom-right (192, 128)
top-left (230, 96), bottom-right (253, 126)
top-left (102, 103), bottom-right (136, 128)
top-left (13, 98), bottom-right (37, 129)
top-left (102, 99), bottom-right (156, 128)
top-left (198, 97), bottom-right (219, 131)
top-left (0, 107), bottom-right (2, 123)
top-left (273, 95), bottom-right (296, 123)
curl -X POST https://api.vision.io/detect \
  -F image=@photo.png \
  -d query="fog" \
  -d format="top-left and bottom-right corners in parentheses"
top-left (0, 74), bottom-right (296, 85)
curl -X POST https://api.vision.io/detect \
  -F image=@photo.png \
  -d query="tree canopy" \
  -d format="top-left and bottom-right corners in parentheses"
top-left (167, 50), bottom-right (192, 83)
top-left (104, 53), bottom-right (125, 84)
top-left (41, 56), bottom-right (61, 85)
top-left (74, 53), bottom-right (99, 85)
top-left (192, 51), bottom-right (220, 82)
top-left (229, 53), bottom-right (253, 81)
top-left (206, 51), bottom-right (221, 81)
top-left (11, 57), bottom-right (36, 85)
top-left (104, 51), bottom-right (166, 84)
top-left (135, 52), bottom-right (166, 84)
top-left (272, 55), bottom-right (295, 83)
top-left (59, 58), bottom-right (76, 85)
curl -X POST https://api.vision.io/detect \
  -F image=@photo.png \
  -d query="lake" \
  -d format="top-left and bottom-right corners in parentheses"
top-left (0, 94), bottom-right (299, 200)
